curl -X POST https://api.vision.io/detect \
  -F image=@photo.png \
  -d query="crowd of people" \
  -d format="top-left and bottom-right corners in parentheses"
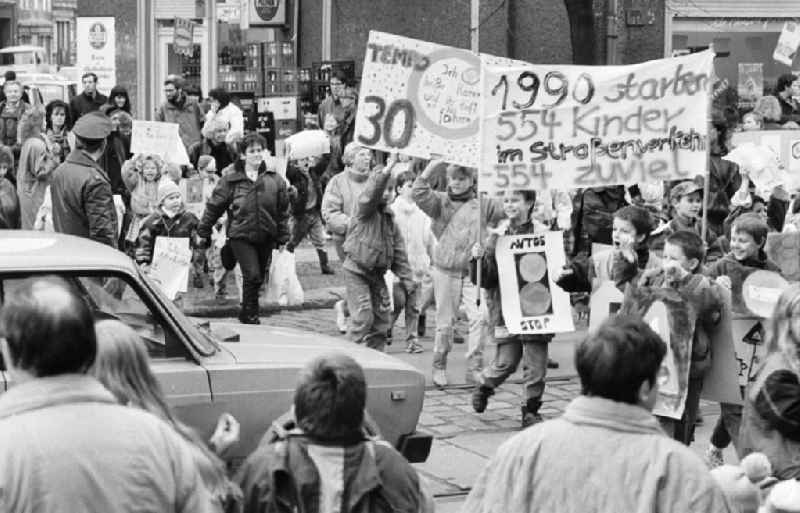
top-left (3, 60), bottom-right (800, 511)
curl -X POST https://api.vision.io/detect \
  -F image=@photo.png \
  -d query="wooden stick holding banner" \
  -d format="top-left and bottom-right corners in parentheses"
top-left (701, 44), bottom-right (714, 243)
top-left (477, 191), bottom-right (485, 307)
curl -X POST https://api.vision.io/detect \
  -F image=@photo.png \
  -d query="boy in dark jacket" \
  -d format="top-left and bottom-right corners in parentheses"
top-left (342, 157), bottom-right (415, 350)
top-left (470, 190), bottom-right (554, 428)
top-left (623, 230), bottom-right (726, 445)
top-left (135, 180), bottom-right (202, 285)
top-left (286, 153), bottom-right (333, 274)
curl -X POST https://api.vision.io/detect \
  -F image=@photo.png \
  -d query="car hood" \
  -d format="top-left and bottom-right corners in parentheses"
top-left (209, 321), bottom-right (420, 373)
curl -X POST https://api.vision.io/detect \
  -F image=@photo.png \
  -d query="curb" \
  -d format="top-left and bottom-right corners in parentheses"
top-left (183, 286), bottom-right (346, 317)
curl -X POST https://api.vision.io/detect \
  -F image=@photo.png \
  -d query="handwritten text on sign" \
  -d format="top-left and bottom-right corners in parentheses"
top-left (495, 231), bottom-right (574, 335)
top-left (355, 31), bottom-right (521, 168)
top-left (479, 51), bottom-right (714, 192)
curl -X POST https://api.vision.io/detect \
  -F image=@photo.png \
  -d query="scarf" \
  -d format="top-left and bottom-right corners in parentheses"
top-left (447, 187), bottom-right (474, 202)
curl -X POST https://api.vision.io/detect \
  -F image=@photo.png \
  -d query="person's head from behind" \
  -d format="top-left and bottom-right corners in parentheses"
top-left (294, 352), bottom-right (366, 441)
top-left (81, 72), bottom-right (98, 95)
top-left (446, 164), bottom-right (474, 196)
top-left (343, 142), bottom-right (371, 173)
top-left (730, 213), bottom-right (768, 262)
top-left (742, 112), bottom-right (763, 131)
top-left (753, 96), bottom-right (782, 123)
top-left (663, 230), bottom-right (705, 279)
top-left (0, 145), bottom-right (12, 177)
top-left (3, 70), bottom-right (15, 83)
top-left (576, 315), bottom-right (666, 410)
top-left (503, 190), bottom-right (536, 224)
top-left (235, 132), bottom-right (267, 169)
top-left (163, 75), bottom-right (184, 102)
top-left (208, 87), bottom-right (231, 113)
top-left (18, 108), bottom-right (45, 142)
top-left (395, 170), bottom-right (415, 201)
top-left (3, 80), bottom-right (21, 104)
top-left (0, 277), bottom-right (97, 381)
top-left (776, 73), bottom-right (798, 98)
top-left (612, 205), bottom-right (653, 250)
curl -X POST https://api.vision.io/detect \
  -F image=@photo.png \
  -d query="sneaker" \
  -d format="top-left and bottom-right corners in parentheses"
top-left (432, 369), bottom-right (448, 388)
top-left (547, 358), bottom-right (560, 369)
top-left (334, 300), bottom-right (347, 334)
top-left (471, 385), bottom-right (494, 413)
top-left (405, 342), bottom-right (424, 354)
top-left (705, 445), bottom-right (724, 469)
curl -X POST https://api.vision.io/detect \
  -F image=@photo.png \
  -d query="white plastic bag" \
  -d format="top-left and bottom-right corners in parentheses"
top-left (265, 249), bottom-right (304, 306)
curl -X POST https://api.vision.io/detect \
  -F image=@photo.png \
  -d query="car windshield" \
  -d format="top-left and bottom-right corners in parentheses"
top-left (34, 84), bottom-right (64, 103)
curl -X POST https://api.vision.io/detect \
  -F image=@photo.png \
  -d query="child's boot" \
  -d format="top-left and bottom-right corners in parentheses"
top-left (521, 398), bottom-right (543, 428)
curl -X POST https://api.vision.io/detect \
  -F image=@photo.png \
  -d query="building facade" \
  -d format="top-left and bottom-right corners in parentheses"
top-left (53, 0), bottom-right (77, 66)
top-left (0, 0), bottom-right (15, 49)
top-left (18, 0), bottom-right (54, 58)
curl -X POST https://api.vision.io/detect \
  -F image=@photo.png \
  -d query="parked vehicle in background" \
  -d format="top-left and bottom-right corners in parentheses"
top-left (17, 73), bottom-right (78, 104)
top-left (0, 46), bottom-right (51, 75)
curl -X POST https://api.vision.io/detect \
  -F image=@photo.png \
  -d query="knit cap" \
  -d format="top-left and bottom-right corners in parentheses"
top-left (157, 179), bottom-right (181, 205)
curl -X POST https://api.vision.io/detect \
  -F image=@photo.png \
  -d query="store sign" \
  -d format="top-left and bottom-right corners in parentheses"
top-left (247, 0), bottom-right (286, 27)
top-left (173, 18), bottom-right (195, 57)
top-left (216, 2), bottom-right (241, 23)
top-left (480, 50), bottom-right (714, 193)
top-left (76, 17), bottom-right (115, 97)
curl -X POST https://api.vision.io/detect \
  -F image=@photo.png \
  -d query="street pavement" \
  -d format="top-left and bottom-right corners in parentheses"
top-left (194, 240), bottom-right (738, 511)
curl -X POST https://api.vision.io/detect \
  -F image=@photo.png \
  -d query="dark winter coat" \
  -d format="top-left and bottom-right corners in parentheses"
top-left (187, 138), bottom-right (235, 174)
top-left (571, 186), bottom-right (627, 256)
top-left (342, 169), bottom-right (413, 285)
top-left (0, 100), bottom-right (28, 150)
top-left (705, 156), bottom-right (741, 236)
top-left (285, 155), bottom-right (328, 216)
top-left (49, 148), bottom-right (118, 248)
top-left (135, 207), bottom-right (199, 264)
top-left (69, 91), bottom-right (108, 121)
top-left (0, 177), bottom-right (19, 229)
top-left (100, 131), bottom-right (131, 200)
top-left (197, 160), bottom-right (290, 245)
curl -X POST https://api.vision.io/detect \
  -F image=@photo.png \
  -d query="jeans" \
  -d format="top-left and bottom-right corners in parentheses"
top-left (481, 337), bottom-right (549, 406)
top-left (431, 267), bottom-right (487, 370)
top-left (658, 376), bottom-right (704, 445)
top-left (392, 280), bottom-right (420, 344)
top-left (289, 210), bottom-right (326, 251)
top-left (229, 239), bottom-right (273, 314)
top-left (344, 269), bottom-right (393, 350)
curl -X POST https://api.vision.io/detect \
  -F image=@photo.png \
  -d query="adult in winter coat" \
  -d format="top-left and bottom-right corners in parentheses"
top-left (16, 108), bottom-right (58, 229)
top-left (464, 315), bottom-right (733, 513)
top-left (45, 99), bottom-right (73, 163)
top-left (203, 87), bottom-right (244, 146)
top-left (197, 133), bottom-right (290, 324)
top-left (50, 111), bottom-right (118, 248)
top-left (155, 75), bottom-right (205, 150)
top-left (103, 84), bottom-right (133, 117)
top-left (69, 73), bottom-right (109, 121)
top-left (739, 284), bottom-right (800, 479)
top-left (0, 80), bottom-right (29, 165)
top-left (188, 116), bottom-right (236, 173)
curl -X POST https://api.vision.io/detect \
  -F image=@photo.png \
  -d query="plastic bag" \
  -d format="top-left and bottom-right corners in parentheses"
top-left (265, 249), bottom-right (304, 306)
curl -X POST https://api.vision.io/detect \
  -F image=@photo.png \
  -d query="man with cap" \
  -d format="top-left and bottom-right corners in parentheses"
top-left (156, 74), bottom-right (204, 151)
top-left (50, 111), bottom-right (118, 248)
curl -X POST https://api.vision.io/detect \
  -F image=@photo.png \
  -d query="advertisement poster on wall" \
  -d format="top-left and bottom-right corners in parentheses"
top-left (76, 17), bottom-right (116, 97)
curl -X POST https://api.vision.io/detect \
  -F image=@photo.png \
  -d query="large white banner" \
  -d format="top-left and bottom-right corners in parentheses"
top-left (131, 120), bottom-right (190, 165)
top-left (355, 31), bottom-right (522, 167)
top-left (480, 51), bottom-right (715, 193)
top-left (76, 17), bottom-right (116, 97)
top-left (495, 231), bottom-right (574, 335)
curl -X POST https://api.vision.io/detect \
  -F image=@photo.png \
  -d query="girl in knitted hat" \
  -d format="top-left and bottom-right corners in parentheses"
top-left (122, 153), bottom-right (164, 251)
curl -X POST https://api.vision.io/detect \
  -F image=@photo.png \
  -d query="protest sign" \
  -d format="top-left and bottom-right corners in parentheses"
top-left (495, 231), bottom-right (574, 335)
top-left (731, 316), bottom-right (767, 387)
top-left (180, 177), bottom-right (205, 218)
top-left (149, 237), bottom-right (192, 300)
top-left (766, 232), bottom-right (800, 280)
top-left (773, 21), bottom-right (800, 66)
top-left (355, 31), bottom-right (523, 167)
top-left (479, 50), bottom-right (714, 193)
top-left (737, 63), bottom-right (763, 109)
top-left (173, 18), bottom-right (195, 57)
top-left (701, 287), bottom-right (741, 405)
top-left (285, 130), bottom-right (331, 160)
top-left (588, 280), bottom-right (623, 332)
top-left (733, 131), bottom-right (800, 193)
top-left (644, 300), bottom-right (692, 420)
top-left (131, 121), bottom-right (190, 165)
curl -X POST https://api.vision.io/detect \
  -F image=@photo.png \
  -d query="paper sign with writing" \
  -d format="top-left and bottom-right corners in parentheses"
top-left (732, 130), bottom-right (800, 192)
top-left (479, 50), bottom-right (714, 193)
top-left (355, 31), bottom-right (523, 167)
top-left (150, 237), bottom-right (192, 300)
top-left (588, 280), bottom-right (624, 332)
top-left (131, 121), bottom-right (190, 165)
top-left (701, 287), bottom-right (741, 405)
top-left (180, 178), bottom-right (205, 218)
top-left (737, 63), bottom-right (763, 109)
top-left (732, 316), bottom-right (767, 387)
top-left (495, 231), bottom-right (574, 335)
top-left (644, 300), bottom-right (691, 419)
top-left (773, 22), bottom-right (800, 66)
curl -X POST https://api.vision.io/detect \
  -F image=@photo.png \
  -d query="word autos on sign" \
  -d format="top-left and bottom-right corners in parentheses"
top-left (354, 31), bottom-right (523, 168)
top-left (480, 50), bottom-right (715, 192)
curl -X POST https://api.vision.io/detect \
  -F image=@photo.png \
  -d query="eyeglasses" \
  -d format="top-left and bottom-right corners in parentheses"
top-left (330, 81), bottom-right (344, 87)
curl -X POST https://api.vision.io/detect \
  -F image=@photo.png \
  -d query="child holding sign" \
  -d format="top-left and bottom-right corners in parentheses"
top-left (122, 154), bottom-right (164, 251)
top-left (135, 180), bottom-right (202, 291)
top-left (470, 190), bottom-right (554, 428)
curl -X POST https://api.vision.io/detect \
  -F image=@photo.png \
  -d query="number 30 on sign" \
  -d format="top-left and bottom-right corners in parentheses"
top-left (357, 96), bottom-right (416, 149)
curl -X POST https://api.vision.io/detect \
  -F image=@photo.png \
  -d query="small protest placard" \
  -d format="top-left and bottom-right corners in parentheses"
top-left (495, 231), bottom-right (574, 335)
top-left (644, 300), bottom-right (692, 420)
top-left (285, 130), bottom-right (331, 160)
top-left (731, 316), bottom-right (767, 387)
top-left (479, 50), bottom-right (715, 193)
top-left (737, 63), bottom-right (763, 109)
top-left (701, 287), bottom-right (741, 405)
top-left (588, 280), bottom-right (624, 332)
top-left (773, 21), bottom-right (800, 66)
top-left (766, 232), bottom-right (800, 281)
top-left (180, 177), bottom-right (205, 218)
top-left (149, 237), bottom-right (192, 300)
top-left (132, 120), bottom-right (190, 165)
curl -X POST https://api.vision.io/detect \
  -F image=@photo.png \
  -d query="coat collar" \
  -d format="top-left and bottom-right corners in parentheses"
top-left (562, 395), bottom-right (665, 436)
top-left (0, 374), bottom-right (118, 420)
top-left (65, 148), bottom-right (109, 177)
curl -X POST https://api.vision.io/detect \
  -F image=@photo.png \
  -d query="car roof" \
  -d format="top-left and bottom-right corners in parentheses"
top-left (0, 231), bottom-right (136, 274)
top-left (0, 46), bottom-right (46, 54)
